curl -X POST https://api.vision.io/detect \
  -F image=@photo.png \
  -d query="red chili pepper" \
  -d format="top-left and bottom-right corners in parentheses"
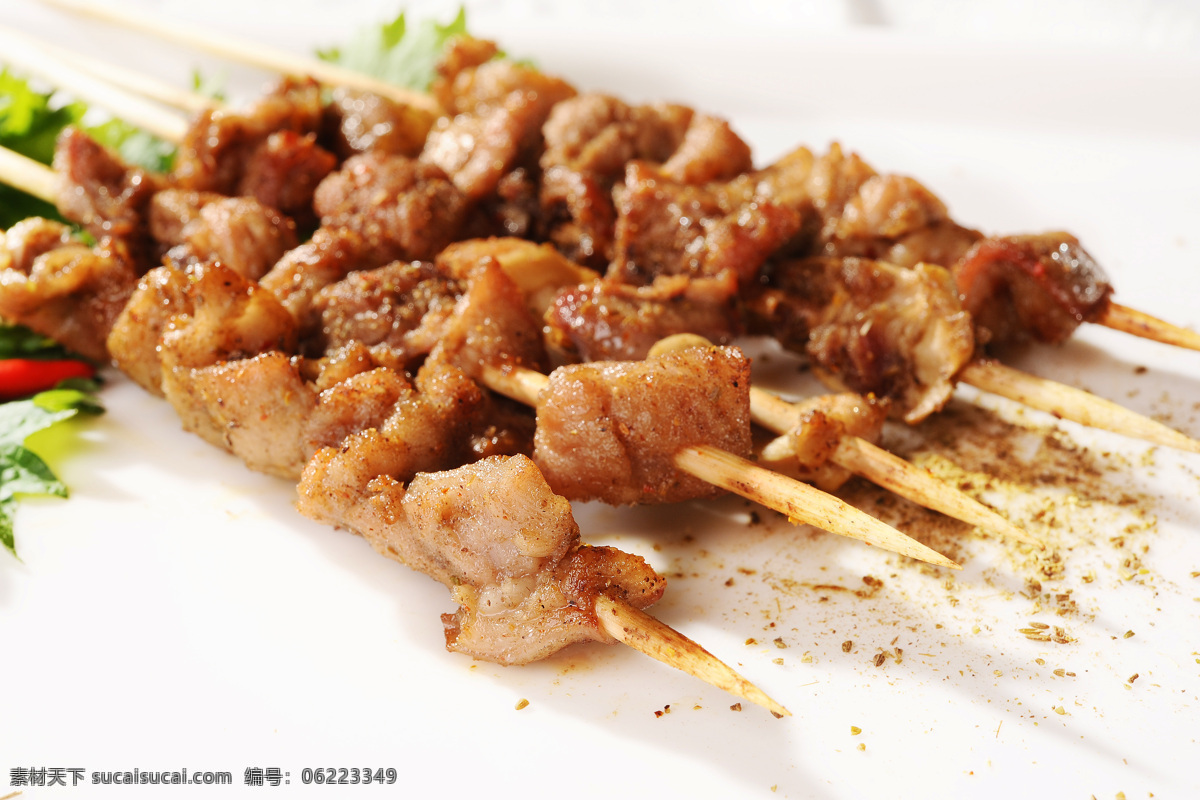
top-left (0, 358), bottom-right (96, 401)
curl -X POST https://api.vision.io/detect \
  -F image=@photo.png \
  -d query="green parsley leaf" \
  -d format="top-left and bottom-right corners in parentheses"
top-left (0, 322), bottom-right (67, 360)
top-left (0, 68), bottom-right (87, 163)
top-left (0, 385), bottom-right (103, 558)
top-left (317, 7), bottom-right (469, 91)
top-left (0, 444), bottom-right (67, 501)
top-left (86, 119), bottom-right (175, 174)
top-left (191, 69), bottom-right (228, 104)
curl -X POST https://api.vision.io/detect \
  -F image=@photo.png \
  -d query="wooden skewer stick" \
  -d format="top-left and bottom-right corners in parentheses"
top-left (960, 360), bottom-right (1200, 455)
top-left (33, 35), bottom-right (223, 115)
top-left (594, 593), bottom-right (790, 717)
top-left (0, 25), bottom-right (189, 143)
top-left (0, 146), bottom-right (58, 207)
top-left (651, 334), bottom-right (1041, 548)
top-left (773, 433), bottom-right (1039, 547)
top-left (1098, 302), bottom-right (1200, 353)
top-left (37, 0), bottom-right (442, 114)
top-left (480, 363), bottom-right (960, 570)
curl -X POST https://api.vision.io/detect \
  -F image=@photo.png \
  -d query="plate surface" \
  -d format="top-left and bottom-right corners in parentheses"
top-left (2, 6), bottom-right (1199, 799)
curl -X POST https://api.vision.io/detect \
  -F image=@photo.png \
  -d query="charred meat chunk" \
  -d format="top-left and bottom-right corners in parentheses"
top-left (149, 189), bottom-right (297, 280)
top-left (173, 78), bottom-right (335, 225)
top-left (534, 343), bottom-right (752, 505)
top-left (53, 127), bottom-right (167, 264)
top-left (310, 250), bottom-right (549, 376)
top-left (298, 453), bottom-right (665, 665)
top-left (545, 271), bottom-right (742, 362)
top-left (322, 87), bottom-right (436, 160)
top-left (311, 260), bottom-right (460, 361)
top-left (313, 152), bottom-right (469, 263)
top-left (237, 130), bottom-right (337, 231)
top-left (609, 162), bottom-right (801, 286)
top-left (260, 226), bottom-right (395, 337)
top-left (749, 257), bottom-right (975, 423)
top-left (422, 58), bottom-right (576, 202)
top-left (539, 93), bottom-right (750, 268)
top-left (954, 232), bottom-right (1114, 348)
top-left (1, 218), bottom-right (139, 363)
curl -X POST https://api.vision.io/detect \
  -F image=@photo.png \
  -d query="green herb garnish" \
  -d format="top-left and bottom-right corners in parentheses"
top-left (0, 384), bottom-right (103, 558)
top-left (317, 8), bottom-right (469, 91)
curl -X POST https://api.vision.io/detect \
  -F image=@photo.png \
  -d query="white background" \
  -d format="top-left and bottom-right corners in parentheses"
top-left (2, 2), bottom-right (1199, 799)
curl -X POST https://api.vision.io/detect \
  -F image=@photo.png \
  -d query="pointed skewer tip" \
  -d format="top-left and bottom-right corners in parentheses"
top-left (960, 360), bottom-right (1200, 456)
top-left (1100, 302), bottom-right (1200, 353)
top-left (594, 594), bottom-right (791, 717)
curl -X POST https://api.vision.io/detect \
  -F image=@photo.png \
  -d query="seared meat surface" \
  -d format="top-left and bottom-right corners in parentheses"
top-left (545, 271), bottom-right (741, 362)
top-left (609, 161), bottom-right (800, 286)
top-left (534, 343), bottom-right (752, 504)
top-left (539, 93), bottom-right (750, 268)
top-left (322, 87), bottom-right (436, 161)
top-left (313, 152), bottom-right (469, 263)
top-left (107, 258), bottom-right (296, 392)
top-left (307, 249), bottom-right (548, 377)
top-left (749, 257), bottom-right (975, 423)
top-left (422, 59), bottom-right (576, 202)
top-left (172, 78), bottom-right (335, 228)
top-left (53, 127), bottom-right (166, 264)
top-left (259, 226), bottom-right (395, 337)
top-left (435, 237), bottom-right (600, 321)
top-left (310, 260), bottom-right (459, 361)
top-left (0, 218), bottom-right (139, 362)
top-left (954, 232), bottom-right (1114, 349)
top-left (760, 393), bottom-right (888, 492)
top-left (428, 255), bottom-right (550, 377)
top-left (149, 189), bottom-right (298, 280)
top-left (298, 453), bottom-right (665, 665)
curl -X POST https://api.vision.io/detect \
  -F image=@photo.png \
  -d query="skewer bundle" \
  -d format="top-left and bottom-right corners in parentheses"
top-left (0, 0), bottom-right (1195, 719)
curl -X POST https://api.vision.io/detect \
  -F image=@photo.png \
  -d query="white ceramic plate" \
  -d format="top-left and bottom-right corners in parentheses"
top-left (3, 6), bottom-right (1199, 799)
